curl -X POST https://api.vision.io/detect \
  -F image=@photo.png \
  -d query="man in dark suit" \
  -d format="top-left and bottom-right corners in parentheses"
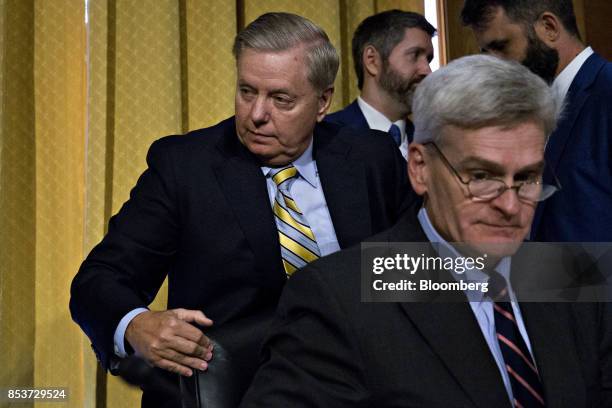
top-left (325, 10), bottom-right (435, 160)
top-left (461, 0), bottom-right (612, 242)
top-left (241, 56), bottom-right (612, 407)
top-left (70, 12), bottom-right (409, 406)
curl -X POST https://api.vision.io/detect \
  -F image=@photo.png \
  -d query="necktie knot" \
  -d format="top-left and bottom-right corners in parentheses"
top-left (388, 124), bottom-right (402, 146)
top-left (486, 269), bottom-right (511, 302)
top-left (269, 165), bottom-right (298, 191)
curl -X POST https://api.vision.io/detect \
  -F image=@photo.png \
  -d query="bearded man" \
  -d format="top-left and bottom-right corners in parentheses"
top-left (326, 10), bottom-right (435, 161)
top-left (462, 0), bottom-right (612, 242)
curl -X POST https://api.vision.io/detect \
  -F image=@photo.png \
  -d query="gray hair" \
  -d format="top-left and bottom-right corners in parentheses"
top-left (232, 12), bottom-right (339, 92)
top-left (412, 54), bottom-right (561, 144)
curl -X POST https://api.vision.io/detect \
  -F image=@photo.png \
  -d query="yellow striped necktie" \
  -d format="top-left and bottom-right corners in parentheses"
top-left (269, 165), bottom-right (321, 277)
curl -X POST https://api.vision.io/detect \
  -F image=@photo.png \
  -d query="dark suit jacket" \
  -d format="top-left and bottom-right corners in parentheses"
top-left (242, 208), bottom-right (612, 407)
top-left (325, 99), bottom-right (415, 146)
top-left (325, 99), bottom-right (370, 130)
top-left (533, 52), bottom-right (612, 241)
top-left (69, 117), bottom-right (409, 376)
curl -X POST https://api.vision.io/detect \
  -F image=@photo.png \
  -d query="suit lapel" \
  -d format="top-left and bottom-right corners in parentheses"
top-left (212, 122), bottom-right (284, 284)
top-left (388, 212), bottom-right (511, 408)
top-left (508, 251), bottom-right (585, 406)
top-left (399, 302), bottom-right (511, 408)
top-left (347, 100), bottom-right (370, 129)
top-left (518, 303), bottom-right (585, 407)
top-left (314, 124), bottom-right (372, 248)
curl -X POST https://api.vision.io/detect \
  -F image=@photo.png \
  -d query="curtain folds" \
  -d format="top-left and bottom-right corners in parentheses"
top-left (0, 1), bottom-right (423, 406)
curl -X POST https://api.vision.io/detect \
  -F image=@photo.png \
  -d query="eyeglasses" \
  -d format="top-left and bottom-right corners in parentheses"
top-left (425, 142), bottom-right (561, 202)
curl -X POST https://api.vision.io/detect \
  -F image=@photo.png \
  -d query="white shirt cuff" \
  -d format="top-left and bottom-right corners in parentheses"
top-left (113, 307), bottom-right (148, 357)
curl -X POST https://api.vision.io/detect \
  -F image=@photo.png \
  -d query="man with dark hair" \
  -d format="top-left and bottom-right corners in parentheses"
top-left (70, 12), bottom-right (409, 407)
top-left (326, 10), bottom-right (435, 160)
top-left (462, 0), bottom-right (612, 242)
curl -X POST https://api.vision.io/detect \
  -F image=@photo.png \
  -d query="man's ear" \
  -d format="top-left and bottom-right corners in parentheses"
top-left (533, 11), bottom-right (561, 46)
top-left (363, 45), bottom-right (383, 79)
top-left (408, 144), bottom-right (428, 197)
top-left (316, 87), bottom-right (334, 122)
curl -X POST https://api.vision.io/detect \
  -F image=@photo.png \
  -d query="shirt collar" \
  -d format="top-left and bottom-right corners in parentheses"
top-left (553, 46), bottom-right (593, 102)
top-left (357, 96), bottom-right (406, 139)
top-left (261, 138), bottom-right (318, 188)
top-left (416, 207), bottom-right (512, 303)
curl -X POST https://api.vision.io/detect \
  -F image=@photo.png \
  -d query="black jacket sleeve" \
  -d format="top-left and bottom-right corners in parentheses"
top-left (69, 137), bottom-right (180, 369)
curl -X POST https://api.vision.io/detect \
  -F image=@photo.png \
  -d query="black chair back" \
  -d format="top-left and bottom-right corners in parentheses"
top-left (180, 310), bottom-right (275, 408)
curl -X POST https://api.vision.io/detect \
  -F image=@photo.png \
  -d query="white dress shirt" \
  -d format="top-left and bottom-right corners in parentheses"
top-left (357, 97), bottom-right (409, 160)
top-left (553, 46), bottom-right (594, 103)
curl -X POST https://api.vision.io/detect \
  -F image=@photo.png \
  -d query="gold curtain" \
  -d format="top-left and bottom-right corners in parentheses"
top-left (1, 1), bottom-right (89, 407)
top-left (0, 1), bottom-right (423, 407)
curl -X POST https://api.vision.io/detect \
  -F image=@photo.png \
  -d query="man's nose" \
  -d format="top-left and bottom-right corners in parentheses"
top-left (491, 187), bottom-right (521, 216)
top-left (419, 58), bottom-right (432, 76)
top-left (250, 97), bottom-right (270, 125)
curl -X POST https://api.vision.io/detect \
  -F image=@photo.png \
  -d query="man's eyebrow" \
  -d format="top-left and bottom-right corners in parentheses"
top-left (516, 161), bottom-right (546, 174)
top-left (483, 39), bottom-right (508, 52)
top-left (270, 88), bottom-right (293, 95)
top-left (457, 156), bottom-right (545, 174)
top-left (404, 46), bottom-right (430, 55)
top-left (457, 156), bottom-right (506, 173)
top-left (404, 46), bottom-right (434, 61)
top-left (237, 82), bottom-right (293, 96)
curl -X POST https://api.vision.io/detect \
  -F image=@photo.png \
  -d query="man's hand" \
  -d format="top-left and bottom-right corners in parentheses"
top-left (125, 308), bottom-right (214, 377)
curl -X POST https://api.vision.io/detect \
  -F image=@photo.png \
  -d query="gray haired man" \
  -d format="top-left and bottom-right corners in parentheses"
top-left (241, 55), bottom-right (612, 407)
top-left (70, 12), bottom-right (409, 407)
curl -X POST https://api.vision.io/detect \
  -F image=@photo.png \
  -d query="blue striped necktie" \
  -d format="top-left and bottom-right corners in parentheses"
top-left (488, 270), bottom-right (546, 408)
top-left (269, 165), bottom-right (321, 277)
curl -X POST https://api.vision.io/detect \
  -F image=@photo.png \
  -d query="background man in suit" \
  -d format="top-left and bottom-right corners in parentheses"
top-left (461, 0), bottom-right (612, 242)
top-left (326, 10), bottom-right (435, 160)
top-left (241, 56), bottom-right (611, 407)
top-left (70, 12), bottom-right (409, 406)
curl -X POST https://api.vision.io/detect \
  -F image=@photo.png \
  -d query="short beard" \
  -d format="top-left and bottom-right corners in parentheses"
top-left (378, 62), bottom-right (419, 116)
top-left (522, 31), bottom-right (559, 84)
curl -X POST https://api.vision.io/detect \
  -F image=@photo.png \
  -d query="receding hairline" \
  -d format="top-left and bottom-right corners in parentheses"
top-left (411, 54), bottom-right (561, 146)
top-left (441, 115), bottom-right (548, 134)
top-left (232, 12), bottom-right (339, 91)
top-left (232, 12), bottom-right (331, 57)
top-left (235, 38), bottom-right (324, 60)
